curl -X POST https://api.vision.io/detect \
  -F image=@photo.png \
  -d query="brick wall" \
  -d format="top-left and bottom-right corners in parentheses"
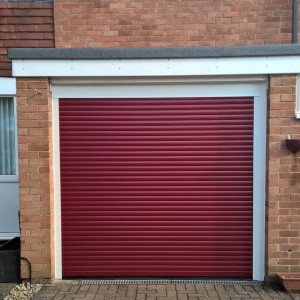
top-left (0, 1), bottom-right (55, 77)
top-left (10, 0), bottom-right (300, 281)
top-left (267, 75), bottom-right (300, 278)
top-left (17, 78), bottom-right (54, 279)
top-left (16, 74), bottom-right (300, 280)
top-left (54, 0), bottom-right (295, 48)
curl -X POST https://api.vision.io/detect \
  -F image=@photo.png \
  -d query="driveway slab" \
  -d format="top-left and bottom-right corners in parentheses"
top-left (32, 281), bottom-right (300, 300)
top-left (0, 283), bottom-right (17, 299)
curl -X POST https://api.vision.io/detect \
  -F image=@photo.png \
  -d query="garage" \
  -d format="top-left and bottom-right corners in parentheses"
top-left (13, 44), bottom-right (300, 281)
top-left (59, 96), bottom-right (254, 278)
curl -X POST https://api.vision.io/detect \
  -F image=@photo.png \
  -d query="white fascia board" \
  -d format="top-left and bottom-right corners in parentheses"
top-left (12, 56), bottom-right (300, 77)
top-left (0, 78), bottom-right (16, 95)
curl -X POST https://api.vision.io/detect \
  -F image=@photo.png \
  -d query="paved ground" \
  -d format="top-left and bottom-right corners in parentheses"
top-left (0, 283), bottom-right (18, 299)
top-left (32, 281), bottom-right (300, 300)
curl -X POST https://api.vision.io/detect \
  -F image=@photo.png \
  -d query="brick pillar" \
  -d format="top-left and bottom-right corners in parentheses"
top-left (17, 78), bottom-right (53, 279)
top-left (267, 75), bottom-right (300, 280)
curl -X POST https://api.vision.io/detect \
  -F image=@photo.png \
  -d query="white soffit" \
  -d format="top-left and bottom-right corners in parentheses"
top-left (0, 78), bottom-right (16, 95)
top-left (12, 56), bottom-right (300, 77)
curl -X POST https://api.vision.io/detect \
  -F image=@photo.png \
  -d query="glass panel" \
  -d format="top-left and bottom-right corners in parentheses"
top-left (0, 97), bottom-right (16, 175)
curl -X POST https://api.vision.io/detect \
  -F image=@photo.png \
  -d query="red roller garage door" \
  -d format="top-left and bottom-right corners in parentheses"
top-left (59, 97), bottom-right (253, 277)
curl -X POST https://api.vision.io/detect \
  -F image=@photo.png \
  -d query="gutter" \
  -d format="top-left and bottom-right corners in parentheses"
top-left (292, 0), bottom-right (298, 43)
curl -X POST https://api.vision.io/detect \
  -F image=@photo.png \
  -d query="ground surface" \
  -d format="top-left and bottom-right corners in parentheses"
top-left (0, 283), bottom-right (18, 299)
top-left (31, 281), bottom-right (300, 300)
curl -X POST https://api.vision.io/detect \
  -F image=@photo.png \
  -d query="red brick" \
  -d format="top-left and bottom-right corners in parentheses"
top-left (11, 0), bottom-right (300, 282)
top-left (17, 78), bottom-right (53, 279)
top-left (0, 2), bottom-right (54, 77)
top-left (53, 0), bottom-right (294, 48)
top-left (267, 75), bottom-right (300, 275)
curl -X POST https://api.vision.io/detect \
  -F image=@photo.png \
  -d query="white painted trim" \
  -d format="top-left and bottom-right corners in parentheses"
top-left (12, 57), bottom-right (300, 77)
top-left (0, 96), bottom-right (19, 180)
top-left (0, 232), bottom-right (20, 240)
top-left (51, 75), bottom-right (268, 85)
top-left (0, 175), bottom-right (18, 183)
top-left (252, 84), bottom-right (267, 281)
top-left (0, 78), bottom-right (16, 95)
top-left (52, 98), bottom-right (62, 279)
top-left (296, 75), bottom-right (300, 119)
top-left (52, 80), bottom-right (266, 280)
top-left (14, 97), bottom-right (19, 177)
top-left (52, 82), bottom-right (264, 99)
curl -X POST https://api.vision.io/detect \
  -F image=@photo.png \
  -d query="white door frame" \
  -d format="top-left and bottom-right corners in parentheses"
top-left (52, 78), bottom-right (267, 281)
top-left (0, 78), bottom-right (20, 239)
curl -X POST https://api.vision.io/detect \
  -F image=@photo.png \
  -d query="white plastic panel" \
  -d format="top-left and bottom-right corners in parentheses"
top-left (0, 182), bottom-right (19, 239)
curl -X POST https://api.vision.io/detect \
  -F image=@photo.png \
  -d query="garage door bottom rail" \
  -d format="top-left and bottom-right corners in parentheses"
top-left (79, 279), bottom-right (263, 285)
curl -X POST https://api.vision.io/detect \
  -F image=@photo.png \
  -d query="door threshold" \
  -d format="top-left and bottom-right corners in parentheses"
top-left (79, 279), bottom-right (263, 285)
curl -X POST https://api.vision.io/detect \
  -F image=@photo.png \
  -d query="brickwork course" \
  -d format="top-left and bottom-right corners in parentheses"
top-left (1, 0), bottom-right (300, 282)
top-left (16, 76), bottom-right (300, 281)
top-left (16, 77), bottom-right (54, 279)
top-left (53, 0), bottom-right (300, 48)
top-left (267, 75), bottom-right (300, 276)
top-left (33, 282), bottom-right (300, 300)
top-left (0, 1), bottom-right (55, 77)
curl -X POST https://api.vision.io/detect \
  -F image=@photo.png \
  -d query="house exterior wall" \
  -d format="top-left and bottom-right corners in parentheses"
top-left (0, 1), bottom-right (55, 77)
top-left (53, 0), bottom-right (298, 48)
top-left (16, 74), bottom-right (300, 281)
top-left (16, 78), bottom-right (54, 279)
top-left (5, 0), bottom-right (300, 281)
top-left (267, 75), bottom-right (300, 276)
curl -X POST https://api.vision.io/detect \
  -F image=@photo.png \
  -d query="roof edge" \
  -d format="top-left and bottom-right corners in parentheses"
top-left (8, 44), bottom-right (300, 60)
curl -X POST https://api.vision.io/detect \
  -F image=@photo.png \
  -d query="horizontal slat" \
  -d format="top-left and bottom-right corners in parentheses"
top-left (60, 114), bottom-right (253, 120)
top-left (62, 261), bottom-right (252, 267)
top-left (63, 271), bottom-right (252, 277)
top-left (63, 230), bottom-right (252, 236)
top-left (62, 215), bottom-right (252, 221)
top-left (60, 120), bottom-right (253, 127)
top-left (61, 210), bottom-right (252, 216)
top-left (61, 145), bottom-right (252, 152)
top-left (60, 124), bottom-right (253, 131)
top-left (61, 171), bottom-right (253, 177)
top-left (60, 161), bottom-right (253, 167)
top-left (61, 186), bottom-right (252, 191)
top-left (61, 225), bottom-right (252, 231)
top-left (60, 130), bottom-right (253, 136)
top-left (62, 230), bottom-right (253, 237)
top-left (60, 156), bottom-right (252, 162)
top-left (61, 175), bottom-right (252, 181)
top-left (60, 135), bottom-right (252, 141)
top-left (60, 191), bottom-right (253, 196)
top-left (63, 236), bottom-right (253, 242)
top-left (61, 265), bottom-right (252, 270)
top-left (61, 194), bottom-right (252, 200)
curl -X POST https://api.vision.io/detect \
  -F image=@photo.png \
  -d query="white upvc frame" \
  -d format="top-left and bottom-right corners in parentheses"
top-left (0, 78), bottom-right (18, 183)
top-left (296, 75), bottom-right (300, 119)
top-left (52, 98), bottom-right (62, 279)
top-left (52, 78), bottom-right (267, 281)
top-left (0, 78), bottom-right (16, 95)
top-left (12, 56), bottom-right (300, 77)
top-left (0, 78), bottom-right (19, 240)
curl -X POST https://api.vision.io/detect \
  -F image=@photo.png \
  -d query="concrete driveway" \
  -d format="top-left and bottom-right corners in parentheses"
top-left (32, 281), bottom-right (300, 300)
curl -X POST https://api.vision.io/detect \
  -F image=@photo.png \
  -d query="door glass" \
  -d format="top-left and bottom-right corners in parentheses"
top-left (0, 97), bottom-right (16, 175)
